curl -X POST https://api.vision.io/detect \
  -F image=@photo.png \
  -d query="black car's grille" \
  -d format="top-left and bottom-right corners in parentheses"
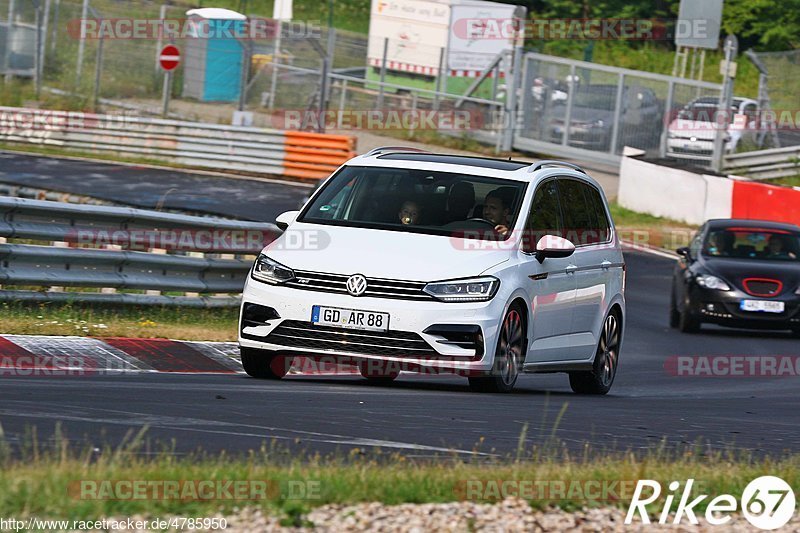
top-left (742, 278), bottom-right (782, 297)
top-left (284, 270), bottom-right (432, 301)
top-left (265, 320), bottom-right (440, 358)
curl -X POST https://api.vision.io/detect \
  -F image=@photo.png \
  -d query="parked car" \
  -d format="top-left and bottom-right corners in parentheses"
top-left (666, 97), bottom-right (760, 159)
top-left (239, 149), bottom-right (626, 394)
top-left (547, 84), bottom-right (662, 151)
top-left (671, 219), bottom-right (800, 335)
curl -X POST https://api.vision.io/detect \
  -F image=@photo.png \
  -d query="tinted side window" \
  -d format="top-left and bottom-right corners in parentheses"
top-left (584, 185), bottom-right (611, 244)
top-left (523, 180), bottom-right (562, 253)
top-left (558, 179), bottom-right (595, 246)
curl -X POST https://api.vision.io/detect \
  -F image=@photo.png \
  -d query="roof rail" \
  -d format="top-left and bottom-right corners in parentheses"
top-left (363, 146), bottom-right (431, 157)
top-left (528, 160), bottom-right (586, 174)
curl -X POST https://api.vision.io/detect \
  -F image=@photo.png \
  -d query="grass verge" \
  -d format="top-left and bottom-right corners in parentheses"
top-left (0, 428), bottom-right (796, 522)
top-left (610, 203), bottom-right (698, 251)
top-left (0, 302), bottom-right (238, 342)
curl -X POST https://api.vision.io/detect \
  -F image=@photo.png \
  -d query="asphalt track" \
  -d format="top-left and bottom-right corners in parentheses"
top-left (1, 251), bottom-right (798, 458)
top-left (0, 151), bottom-right (310, 221)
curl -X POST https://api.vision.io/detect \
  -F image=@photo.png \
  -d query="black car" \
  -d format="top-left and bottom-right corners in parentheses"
top-left (547, 84), bottom-right (662, 151)
top-left (670, 219), bottom-right (800, 335)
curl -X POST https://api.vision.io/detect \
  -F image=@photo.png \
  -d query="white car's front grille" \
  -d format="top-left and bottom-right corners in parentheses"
top-left (285, 270), bottom-right (433, 300)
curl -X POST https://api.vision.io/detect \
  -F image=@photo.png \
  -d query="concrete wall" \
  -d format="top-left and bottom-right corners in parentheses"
top-left (618, 150), bottom-right (732, 225)
top-left (620, 150), bottom-right (800, 227)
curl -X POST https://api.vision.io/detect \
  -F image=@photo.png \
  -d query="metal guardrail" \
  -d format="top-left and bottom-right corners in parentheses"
top-left (0, 197), bottom-right (280, 306)
top-left (0, 107), bottom-right (356, 180)
top-left (724, 146), bottom-right (800, 180)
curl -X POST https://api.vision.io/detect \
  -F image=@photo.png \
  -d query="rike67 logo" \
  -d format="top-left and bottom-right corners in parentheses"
top-left (625, 476), bottom-right (796, 530)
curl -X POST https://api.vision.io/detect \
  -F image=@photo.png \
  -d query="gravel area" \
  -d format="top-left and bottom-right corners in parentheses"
top-left (215, 499), bottom-right (800, 532)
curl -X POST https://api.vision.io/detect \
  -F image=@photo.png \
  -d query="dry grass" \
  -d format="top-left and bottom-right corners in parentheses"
top-left (0, 302), bottom-right (238, 341)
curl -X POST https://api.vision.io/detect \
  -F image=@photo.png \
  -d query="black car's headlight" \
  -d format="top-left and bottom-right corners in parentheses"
top-left (251, 254), bottom-right (294, 284)
top-left (696, 274), bottom-right (730, 291)
top-left (423, 276), bottom-right (499, 302)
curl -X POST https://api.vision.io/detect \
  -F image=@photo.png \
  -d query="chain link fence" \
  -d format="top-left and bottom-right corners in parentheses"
top-left (748, 49), bottom-right (800, 149)
top-left (5, 0), bottom-right (775, 170)
top-left (516, 52), bottom-right (724, 165)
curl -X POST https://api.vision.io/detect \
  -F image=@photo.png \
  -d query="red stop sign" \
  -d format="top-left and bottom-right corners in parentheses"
top-left (159, 45), bottom-right (181, 71)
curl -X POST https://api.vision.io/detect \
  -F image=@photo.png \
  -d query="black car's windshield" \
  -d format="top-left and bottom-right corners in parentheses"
top-left (702, 228), bottom-right (800, 261)
top-left (299, 166), bottom-right (527, 240)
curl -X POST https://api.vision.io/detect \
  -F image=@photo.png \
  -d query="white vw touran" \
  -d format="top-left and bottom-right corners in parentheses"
top-left (239, 149), bottom-right (625, 394)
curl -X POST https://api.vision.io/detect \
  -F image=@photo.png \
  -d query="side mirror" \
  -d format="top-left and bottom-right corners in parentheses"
top-left (676, 246), bottom-right (691, 259)
top-left (535, 235), bottom-right (575, 263)
top-left (275, 210), bottom-right (300, 231)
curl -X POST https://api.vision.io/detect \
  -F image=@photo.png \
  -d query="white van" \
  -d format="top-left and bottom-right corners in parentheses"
top-left (239, 149), bottom-right (625, 394)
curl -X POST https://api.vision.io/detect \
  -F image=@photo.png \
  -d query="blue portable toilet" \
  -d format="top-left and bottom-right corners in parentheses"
top-left (182, 8), bottom-right (247, 102)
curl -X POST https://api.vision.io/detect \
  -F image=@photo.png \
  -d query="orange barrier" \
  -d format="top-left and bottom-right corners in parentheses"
top-left (282, 131), bottom-right (356, 180)
top-left (732, 181), bottom-right (800, 226)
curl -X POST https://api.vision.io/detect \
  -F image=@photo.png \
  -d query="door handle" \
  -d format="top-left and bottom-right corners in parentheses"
top-left (601, 260), bottom-right (612, 270)
top-left (566, 264), bottom-right (578, 274)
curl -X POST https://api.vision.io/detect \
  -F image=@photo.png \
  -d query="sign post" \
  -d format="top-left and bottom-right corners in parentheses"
top-left (159, 44), bottom-right (180, 118)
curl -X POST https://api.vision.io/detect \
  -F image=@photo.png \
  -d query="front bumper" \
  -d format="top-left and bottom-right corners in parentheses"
top-left (238, 277), bottom-right (508, 372)
top-left (688, 285), bottom-right (800, 330)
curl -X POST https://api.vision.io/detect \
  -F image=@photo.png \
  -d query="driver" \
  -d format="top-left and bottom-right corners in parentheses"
top-left (483, 188), bottom-right (514, 236)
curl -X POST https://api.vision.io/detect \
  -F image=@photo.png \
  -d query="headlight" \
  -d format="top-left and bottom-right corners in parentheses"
top-left (423, 276), bottom-right (499, 302)
top-left (795, 286), bottom-right (800, 295)
top-left (696, 274), bottom-right (730, 291)
top-left (668, 131), bottom-right (676, 139)
top-left (251, 254), bottom-right (294, 284)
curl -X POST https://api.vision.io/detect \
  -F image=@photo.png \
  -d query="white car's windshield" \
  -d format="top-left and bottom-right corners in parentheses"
top-left (299, 166), bottom-right (527, 240)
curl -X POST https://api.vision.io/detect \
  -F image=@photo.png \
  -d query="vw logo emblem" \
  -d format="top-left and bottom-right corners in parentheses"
top-left (346, 274), bottom-right (368, 296)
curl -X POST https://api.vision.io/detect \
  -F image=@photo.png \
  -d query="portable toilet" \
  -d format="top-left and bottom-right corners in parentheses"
top-left (182, 8), bottom-right (246, 102)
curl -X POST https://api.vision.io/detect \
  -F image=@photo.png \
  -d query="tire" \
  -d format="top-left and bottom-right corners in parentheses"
top-left (569, 311), bottom-right (621, 395)
top-left (678, 295), bottom-right (701, 333)
top-left (358, 360), bottom-right (399, 383)
top-left (469, 304), bottom-right (526, 393)
top-left (669, 287), bottom-right (680, 328)
top-left (240, 347), bottom-right (289, 379)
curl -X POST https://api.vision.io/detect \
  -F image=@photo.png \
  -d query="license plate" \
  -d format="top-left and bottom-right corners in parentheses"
top-left (740, 300), bottom-right (785, 313)
top-left (311, 305), bottom-right (389, 332)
